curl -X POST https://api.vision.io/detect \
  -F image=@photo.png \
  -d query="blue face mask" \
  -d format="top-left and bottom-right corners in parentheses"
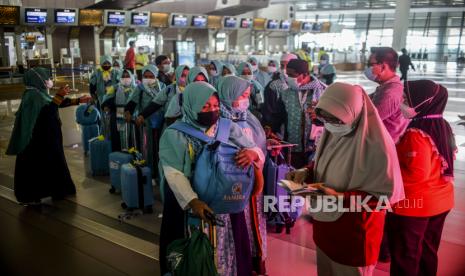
top-left (363, 67), bottom-right (378, 82)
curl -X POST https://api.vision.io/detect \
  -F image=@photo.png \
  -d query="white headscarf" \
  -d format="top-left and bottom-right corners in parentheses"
top-left (312, 82), bottom-right (405, 222)
top-left (280, 53), bottom-right (298, 63)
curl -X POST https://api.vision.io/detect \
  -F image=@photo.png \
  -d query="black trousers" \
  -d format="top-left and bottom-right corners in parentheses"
top-left (400, 69), bottom-right (408, 81)
top-left (387, 211), bottom-right (449, 276)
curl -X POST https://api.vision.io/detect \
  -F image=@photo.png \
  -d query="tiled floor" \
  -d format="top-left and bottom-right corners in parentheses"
top-left (0, 61), bottom-right (464, 275)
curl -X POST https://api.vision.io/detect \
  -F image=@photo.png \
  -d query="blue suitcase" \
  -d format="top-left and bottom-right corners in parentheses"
top-left (89, 137), bottom-right (112, 176)
top-left (109, 151), bottom-right (134, 193)
top-left (76, 104), bottom-right (100, 125)
top-left (120, 163), bottom-right (154, 212)
top-left (81, 124), bottom-right (100, 155)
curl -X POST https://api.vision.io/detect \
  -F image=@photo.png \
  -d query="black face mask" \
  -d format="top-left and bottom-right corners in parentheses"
top-left (197, 111), bottom-right (220, 128)
top-left (102, 65), bottom-right (111, 71)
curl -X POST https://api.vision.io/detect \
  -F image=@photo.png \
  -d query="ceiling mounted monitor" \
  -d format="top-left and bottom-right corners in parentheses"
top-left (0, 5), bottom-right (20, 26)
top-left (191, 15), bottom-right (207, 28)
top-left (301, 22), bottom-right (313, 32)
top-left (223, 17), bottom-right (237, 29)
top-left (105, 10), bottom-right (127, 27)
top-left (130, 12), bottom-right (149, 27)
top-left (253, 18), bottom-right (266, 31)
top-left (151, 12), bottom-right (169, 28)
top-left (79, 9), bottom-right (103, 26)
top-left (266, 19), bottom-right (279, 30)
top-left (240, 18), bottom-right (252, 29)
top-left (23, 8), bottom-right (48, 25)
top-left (171, 14), bottom-right (188, 28)
top-left (280, 20), bottom-right (291, 31)
top-left (55, 9), bottom-right (78, 25)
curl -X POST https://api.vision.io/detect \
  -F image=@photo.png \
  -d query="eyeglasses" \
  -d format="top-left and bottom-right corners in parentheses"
top-left (366, 62), bottom-right (381, 68)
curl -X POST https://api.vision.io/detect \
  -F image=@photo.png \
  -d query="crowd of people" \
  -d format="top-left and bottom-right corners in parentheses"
top-left (6, 43), bottom-right (457, 276)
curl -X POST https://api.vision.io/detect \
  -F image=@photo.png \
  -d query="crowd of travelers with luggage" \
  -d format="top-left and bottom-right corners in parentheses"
top-left (6, 44), bottom-right (456, 276)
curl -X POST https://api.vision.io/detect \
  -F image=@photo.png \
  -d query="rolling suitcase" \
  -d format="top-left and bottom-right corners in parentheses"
top-left (264, 143), bottom-right (302, 234)
top-left (89, 136), bottom-right (112, 176)
top-left (81, 124), bottom-right (100, 155)
top-left (120, 162), bottom-right (154, 213)
top-left (109, 123), bottom-right (136, 193)
top-left (120, 123), bottom-right (153, 213)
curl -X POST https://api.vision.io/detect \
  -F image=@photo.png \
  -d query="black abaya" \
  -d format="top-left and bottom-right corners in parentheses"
top-left (14, 101), bottom-right (76, 203)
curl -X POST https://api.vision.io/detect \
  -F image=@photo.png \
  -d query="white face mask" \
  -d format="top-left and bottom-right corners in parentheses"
top-left (320, 60), bottom-right (328, 66)
top-left (162, 64), bottom-right (172, 73)
top-left (241, 75), bottom-right (253, 81)
top-left (324, 122), bottom-right (354, 136)
top-left (223, 74), bottom-right (234, 77)
top-left (268, 66), bottom-right (277, 73)
top-left (233, 98), bottom-right (250, 112)
top-left (287, 77), bottom-right (300, 90)
top-left (45, 79), bottom-right (54, 89)
top-left (121, 78), bottom-right (132, 87)
top-left (142, 78), bottom-right (157, 87)
top-left (210, 70), bottom-right (219, 77)
top-left (251, 65), bottom-right (258, 72)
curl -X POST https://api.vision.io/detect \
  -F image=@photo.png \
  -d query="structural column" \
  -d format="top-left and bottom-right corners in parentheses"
top-left (392, 0), bottom-right (412, 51)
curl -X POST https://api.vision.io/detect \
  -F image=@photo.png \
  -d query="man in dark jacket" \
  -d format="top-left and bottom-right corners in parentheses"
top-left (155, 55), bottom-right (174, 86)
top-left (399, 48), bottom-right (415, 80)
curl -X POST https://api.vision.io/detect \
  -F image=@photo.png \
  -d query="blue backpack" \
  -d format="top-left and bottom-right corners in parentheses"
top-left (137, 84), bottom-right (165, 129)
top-left (170, 118), bottom-right (254, 214)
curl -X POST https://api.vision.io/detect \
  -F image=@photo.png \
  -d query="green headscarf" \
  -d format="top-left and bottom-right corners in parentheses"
top-left (142, 64), bottom-right (159, 78)
top-left (210, 60), bottom-right (224, 72)
top-left (113, 59), bottom-right (123, 68)
top-left (182, 82), bottom-right (217, 130)
top-left (100, 55), bottom-right (113, 66)
top-left (269, 58), bottom-right (280, 69)
top-left (175, 65), bottom-right (189, 86)
top-left (187, 66), bottom-right (209, 84)
top-left (218, 76), bottom-right (248, 108)
top-left (237, 62), bottom-right (253, 76)
top-left (222, 63), bottom-right (237, 76)
top-left (6, 68), bottom-right (52, 155)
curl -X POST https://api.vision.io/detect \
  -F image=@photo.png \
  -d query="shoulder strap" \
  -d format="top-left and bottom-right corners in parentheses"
top-left (170, 121), bottom-right (212, 143)
top-left (215, 118), bottom-right (231, 143)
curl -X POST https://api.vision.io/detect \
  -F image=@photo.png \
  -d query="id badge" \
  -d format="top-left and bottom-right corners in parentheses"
top-left (116, 107), bottom-right (125, 120)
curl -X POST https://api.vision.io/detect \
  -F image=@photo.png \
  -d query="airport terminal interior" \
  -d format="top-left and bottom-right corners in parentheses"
top-left (0, 0), bottom-right (464, 275)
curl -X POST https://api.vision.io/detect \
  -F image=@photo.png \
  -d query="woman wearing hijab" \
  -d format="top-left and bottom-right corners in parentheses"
top-left (318, 54), bottom-right (336, 85)
top-left (158, 82), bottom-right (264, 275)
top-left (136, 65), bottom-right (189, 127)
top-left (90, 55), bottom-right (120, 110)
top-left (209, 60), bottom-right (224, 88)
top-left (164, 66), bottom-right (210, 123)
top-left (237, 62), bottom-right (264, 117)
top-left (247, 57), bottom-right (270, 88)
top-left (124, 65), bottom-right (166, 173)
top-left (222, 63), bottom-right (237, 77)
top-left (388, 80), bottom-right (455, 275)
top-left (7, 68), bottom-right (91, 204)
top-left (101, 69), bottom-right (137, 151)
top-left (112, 59), bottom-right (124, 78)
top-left (287, 82), bottom-right (404, 275)
top-left (218, 76), bottom-right (267, 273)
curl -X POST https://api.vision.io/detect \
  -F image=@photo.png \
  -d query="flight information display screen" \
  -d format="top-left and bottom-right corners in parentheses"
top-left (131, 12), bottom-right (148, 26)
top-left (302, 22), bottom-right (313, 31)
top-left (224, 17), bottom-right (237, 28)
top-left (280, 20), bottom-right (291, 30)
top-left (25, 8), bottom-right (47, 24)
top-left (240, 18), bottom-right (252, 29)
top-left (266, 20), bottom-right (279, 30)
top-left (172, 14), bottom-right (188, 27)
top-left (191, 16), bottom-right (207, 28)
top-left (55, 9), bottom-right (76, 24)
top-left (107, 11), bottom-right (126, 25)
